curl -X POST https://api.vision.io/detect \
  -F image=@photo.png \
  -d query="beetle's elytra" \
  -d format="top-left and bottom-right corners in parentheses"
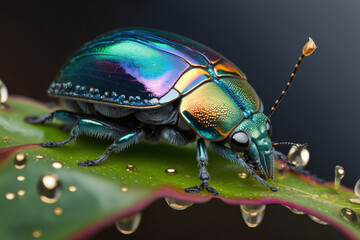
top-left (26, 28), bottom-right (316, 195)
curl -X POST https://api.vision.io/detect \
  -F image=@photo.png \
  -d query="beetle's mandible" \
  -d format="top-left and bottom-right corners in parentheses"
top-left (26, 28), bottom-right (317, 195)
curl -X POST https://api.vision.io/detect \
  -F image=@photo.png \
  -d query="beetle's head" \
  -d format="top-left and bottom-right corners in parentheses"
top-left (228, 112), bottom-right (274, 179)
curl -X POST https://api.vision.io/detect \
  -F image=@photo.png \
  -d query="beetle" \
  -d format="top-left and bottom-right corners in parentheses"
top-left (26, 28), bottom-right (316, 196)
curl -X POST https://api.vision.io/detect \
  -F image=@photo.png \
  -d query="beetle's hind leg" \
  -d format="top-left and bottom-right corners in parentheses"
top-left (78, 129), bottom-right (144, 166)
top-left (185, 139), bottom-right (219, 196)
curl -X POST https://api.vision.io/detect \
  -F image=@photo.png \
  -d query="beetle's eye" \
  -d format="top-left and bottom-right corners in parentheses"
top-left (230, 131), bottom-right (249, 152)
top-left (266, 119), bottom-right (272, 137)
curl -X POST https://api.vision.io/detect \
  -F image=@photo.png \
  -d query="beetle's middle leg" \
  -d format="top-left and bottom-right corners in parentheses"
top-left (185, 138), bottom-right (219, 196)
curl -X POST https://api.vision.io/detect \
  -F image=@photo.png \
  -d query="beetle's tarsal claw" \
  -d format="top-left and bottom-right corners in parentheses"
top-left (185, 185), bottom-right (204, 194)
top-left (204, 183), bottom-right (220, 196)
top-left (270, 187), bottom-right (278, 192)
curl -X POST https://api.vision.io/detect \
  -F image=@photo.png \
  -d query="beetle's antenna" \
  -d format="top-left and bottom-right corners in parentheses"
top-left (268, 37), bottom-right (317, 118)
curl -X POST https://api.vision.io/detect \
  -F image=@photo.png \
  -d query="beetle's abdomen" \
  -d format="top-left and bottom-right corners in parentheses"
top-left (180, 82), bottom-right (244, 141)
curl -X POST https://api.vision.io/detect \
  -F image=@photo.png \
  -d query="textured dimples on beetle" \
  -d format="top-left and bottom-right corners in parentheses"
top-left (26, 28), bottom-right (316, 196)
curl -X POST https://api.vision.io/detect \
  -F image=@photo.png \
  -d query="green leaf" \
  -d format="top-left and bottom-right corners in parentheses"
top-left (0, 96), bottom-right (359, 239)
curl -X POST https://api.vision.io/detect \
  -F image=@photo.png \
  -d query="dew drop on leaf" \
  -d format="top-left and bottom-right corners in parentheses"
top-left (334, 165), bottom-right (345, 190)
top-left (165, 197), bottom-right (193, 210)
top-left (240, 204), bottom-right (266, 227)
top-left (283, 205), bottom-right (305, 215)
top-left (37, 174), bottom-right (62, 204)
top-left (165, 168), bottom-right (176, 174)
top-left (0, 79), bottom-right (8, 104)
top-left (355, 179), bottom-right (360, 197)
top-left (17, 176), bottom-right (25, 181)
top-left (115, 212), bottom-right (142, 234)
top-left (51, 161), bottom-right (63, 169)
top-left (126, 164), bottom-right (136, 172)
top-left (32, 229), bottom-right (42, 238)
top-left (14, 153), bottom-right (26, 169)
top-left (68, 185), bottom-right (77, 192)
top-left (5, 192), bottom-right (15, 200)
top-left (308, 215), bottom-right (328, 225)
top-left (339, 208), bottom-right (359, 226)
top-left (287, 145), bottom-right (310, 167)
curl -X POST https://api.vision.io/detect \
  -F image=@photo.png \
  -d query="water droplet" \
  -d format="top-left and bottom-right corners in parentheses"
top-left (349, 196), bottom-right (360, 204)
top-left (284, 205), bottom-right (305, 215)
top-left (37, 174), bottom-right (62, 204)
top-left (0, 80), bottom-right (9, 104)
top-left (17, 190), bottom-right (25, 198)
top-left (5, 192), bottom-right (15, 200)
top-left (51, 161), bottom-right (63, 169)
top-left (240, 204), bottom-right (266, 227)
top-left (35, 155), bottom-right (44, 159)
top-left (126, 164), bottom-right (136, 172)
top-left (121, 187), bottom-right (128, 192)
top-left (54, 207), bottom-right (63, 215)
top-left (355, 179), bottom-right (360, 197)
top-left (238, 172), bottom-right (248, 179)
top-left (287, 145), bottom-right (310, 167)
top-left (165, 198), bottom-right (193, 210)
top-left (308, 215), bottom-right (328, 225)
top-left (115, 212), bottom-right (142, 234)
top-left (2, 136), bottom-right (10, 142)
top-left (68, 185), bottom-right (77, 192)
top-left (334, 165), bottom-right (345, 190)
top-left (14, 153), bottom-right (26, 169)
top-left (165, 168), bottom-right (176, 174)
top-left (17, 176), bottom-right (25, 181)
top-left (340, 208), bottom-right (359, 225)
top-left (32, 229), bottom-right (42, 238)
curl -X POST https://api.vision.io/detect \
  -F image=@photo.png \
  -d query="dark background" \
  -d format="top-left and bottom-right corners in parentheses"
top-left (0, 0), bottom-right (358, 239)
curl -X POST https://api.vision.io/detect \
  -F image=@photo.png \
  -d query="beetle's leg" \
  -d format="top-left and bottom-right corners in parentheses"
top-left (185, 139), bottom-right (219, 196)
top-left (211, 143), bottom-right (277, 192)
top-left (25, 110), bottom-right (80, 125)
top-left (210, 142), bottom-right (251, 173)
top-left (78, 129), bottom-right (144, 166)
top-left (272, 150), bottom-right (296, 167)
top-left (39, 116), bottom-right (122, 148)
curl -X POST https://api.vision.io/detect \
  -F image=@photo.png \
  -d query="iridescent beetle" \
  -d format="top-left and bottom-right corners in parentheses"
top-left (26, 28), bottom-right (316, 196)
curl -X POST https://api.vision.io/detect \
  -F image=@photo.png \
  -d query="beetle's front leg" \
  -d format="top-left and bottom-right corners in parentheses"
top-left (185, 139), bottom-right (219, 196)
top-left (211, 143), bottom-right (278, 192)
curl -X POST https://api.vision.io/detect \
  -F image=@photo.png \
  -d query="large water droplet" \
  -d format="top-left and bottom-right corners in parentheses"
top-left (334, 165), bottom-right (345, 190)
top-left (240, 204), bottom-right (266, 227)
top-left (340, 208), bottom-right (359, 226)
top-left (355, 179), bottom-right (360, 197)
top-left (0, 80), bottom-right (8, 104)
top-left (14, 153), bottom-right (26, 169)
top-left (115, 212), bottom-right (142, 234)
top-left (308, 215), bottom-right (328, 225)
top-left (37, 174), bottom-right (62, 204)
top-left (284, 205), bottom-right (305, 215)
top-left (287, 145), bottom-right (310, 167)
top-left (165, 198), bottom-right (193, 210)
